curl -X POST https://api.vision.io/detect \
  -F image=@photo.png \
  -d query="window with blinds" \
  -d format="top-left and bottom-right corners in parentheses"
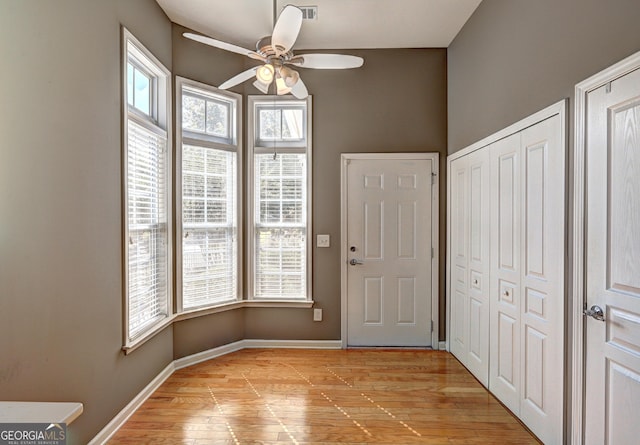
top-left (254, 153), bottom-right (306, 298)
top-left (250, 97), bottom-right (311, 301)
top-left (178, 79), bottom-right (240, 311)
top-left (123, 29), bottom-right (172, 345)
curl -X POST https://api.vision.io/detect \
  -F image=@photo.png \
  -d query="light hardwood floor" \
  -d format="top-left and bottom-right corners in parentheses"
top-left (108, 349), bottom-right (540, 444)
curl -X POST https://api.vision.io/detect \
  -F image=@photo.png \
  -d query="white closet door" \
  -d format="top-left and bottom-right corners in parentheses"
top-left (450, 156), bottom-right (469, 361)
top-left (519, 116), bottom-right (564, 444)
top-left (489, 133), bottom-right (522, 415)
top-left (449, 150), bottom-right (490, 386)
top-left (465, 149), bottom-right (491, 385)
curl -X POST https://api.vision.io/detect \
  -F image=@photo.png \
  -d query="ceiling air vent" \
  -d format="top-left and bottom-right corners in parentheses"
top-left (299, 6), bottom-right (318, 20)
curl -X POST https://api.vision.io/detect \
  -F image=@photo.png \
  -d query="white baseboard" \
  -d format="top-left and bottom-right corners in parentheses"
top-left (174, 340), bottom-right (246, 370)
top-left (90, 339), bottom-right (342, 444)
top-left (242, 339), bottom-right (343, 349)
top-left (88, 362), bottom-right (175, 445)
top-left (439, 341), bottom-right (447, 351)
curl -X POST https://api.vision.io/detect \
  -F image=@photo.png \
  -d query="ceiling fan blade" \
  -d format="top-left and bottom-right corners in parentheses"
top-left (295, 54), bottom-right (364, 69)
top-left (271, 5), bottom-right (303, 55)
top-left (219, 67), bottom-right (258, 90)
top-left (183, 32), bottom-right (257, 57)
top-left (290, 78), bottom-right (308, 99)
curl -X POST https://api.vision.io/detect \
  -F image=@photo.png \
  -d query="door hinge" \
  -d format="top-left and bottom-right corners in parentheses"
top-left (431, 172), bottom-right (437, 185)
top-left (605, 82), bottom-right (612, 94)
top-left (430, 320), bottom-right (434, 332)
top-left (431, 247), bottom-right (434, 258)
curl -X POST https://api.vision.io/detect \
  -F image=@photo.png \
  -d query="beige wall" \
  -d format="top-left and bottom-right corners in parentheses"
top-left (0, 1), bottom-right (174, 443)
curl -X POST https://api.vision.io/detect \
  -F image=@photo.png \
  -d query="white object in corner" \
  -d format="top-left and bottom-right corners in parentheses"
top-left (0, 402), bottom-right (83, 424)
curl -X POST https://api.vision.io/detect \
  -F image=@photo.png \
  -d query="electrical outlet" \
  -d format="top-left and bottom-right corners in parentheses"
top-left (313, 308), bottom-right (323, 321)
top-left (316, 234), bottom-right (330, 248)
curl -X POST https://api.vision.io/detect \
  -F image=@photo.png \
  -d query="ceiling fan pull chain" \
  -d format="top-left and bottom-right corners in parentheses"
top-left (273, 96), bottom-right (278, 160)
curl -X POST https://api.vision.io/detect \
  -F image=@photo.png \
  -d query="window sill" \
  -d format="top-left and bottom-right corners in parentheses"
top-left (174, 299), bottom-right (314, 322)
top-left (122, 316), bottom-right (173, 355)
top-left (123, 300), bottom-right (314, 354)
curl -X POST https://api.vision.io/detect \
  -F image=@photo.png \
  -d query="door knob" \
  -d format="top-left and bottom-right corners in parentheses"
top-left (349, 258), bottom-right (364, 266)
top-left (583, 305), bottom-right (605, 322)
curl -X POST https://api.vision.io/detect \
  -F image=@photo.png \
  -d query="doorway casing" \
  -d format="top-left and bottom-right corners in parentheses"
top-left (340, 153), bottom-right (440, 349)
top-left (572, 49), bottom-right (640, 445)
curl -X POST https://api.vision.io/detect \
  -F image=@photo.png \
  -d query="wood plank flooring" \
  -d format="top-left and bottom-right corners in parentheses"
top-left (108, 349), bottom-right (540, 444)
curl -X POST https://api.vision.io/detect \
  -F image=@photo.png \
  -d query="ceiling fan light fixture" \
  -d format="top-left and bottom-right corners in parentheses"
top-left (253, 79), bottom-right (270, 94)
top-left (256, 63), bottom-right (275, 83)
top-left (279, 66), bottom-right (300, 87)
top-left (275, 77), bottom-right (292, 95)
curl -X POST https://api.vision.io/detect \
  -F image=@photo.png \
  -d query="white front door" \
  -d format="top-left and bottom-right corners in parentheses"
top-left (585, 66), bottom-right (640, 444)
top-left (345, 155), bottom-right (436, 347)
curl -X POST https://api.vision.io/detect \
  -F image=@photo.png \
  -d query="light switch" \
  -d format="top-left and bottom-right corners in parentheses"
top-left (313, 308), bottom-right (323, 321)
top-left (316, 234), bottom-right (330, 248)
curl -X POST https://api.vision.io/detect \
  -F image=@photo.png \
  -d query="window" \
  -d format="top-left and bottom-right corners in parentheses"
top-left (122, 28), bottom-right (172, 347)
top-left (177, 78), bottom-right (241, 311)
top-left (249, 97), bottom-right (312, 300)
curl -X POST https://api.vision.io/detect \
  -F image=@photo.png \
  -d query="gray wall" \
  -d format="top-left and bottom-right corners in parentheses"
top-left (448, 3), bottom-right (640, 440)
top-left (0, 8), bottom-right (446, 441)
top-left (448, 0), bottom-right (640, 153)
top-left (0, 1), bottom-right (174, 443)
top-left (172, 25), bottom-right (448, 349)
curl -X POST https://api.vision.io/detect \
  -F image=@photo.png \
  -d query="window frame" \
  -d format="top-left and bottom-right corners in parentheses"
top-left (247, 95), bottom-right (313, 302)
top-left (175, 76), bottom-right (243, 314)
top-left (121, 27), bottom-right (173, 352)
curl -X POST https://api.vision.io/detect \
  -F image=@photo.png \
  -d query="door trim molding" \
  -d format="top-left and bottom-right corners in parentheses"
top-left (340, 152), bottom-right (440, 349)
top-left (572, 49), bottom-right (640, 445)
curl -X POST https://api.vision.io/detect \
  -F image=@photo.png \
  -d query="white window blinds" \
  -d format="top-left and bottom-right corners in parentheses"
top-left (182, 145), bottom-right (237, 308)
top-left (254, 153), bottom-right (307, 299)
top-left (127, 120), bottom-right (169, 337)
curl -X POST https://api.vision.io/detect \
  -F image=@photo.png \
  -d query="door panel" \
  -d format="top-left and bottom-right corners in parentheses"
top-left (364, 201), bottom-right (383, 259)
top-left (450, 159), bottom-right (469, 359)
top-left (490, 133), bottom-right (522, 414)
top-left (518, 116), bottom-right (564, 443)
top-left (449, 149), bottom-right (490, 386)
top-left (346, 158), bottom-right (434, 346)
top-left (585, 67), bottom-right (640, 444)
top-left (465, 150), bottom-right (491, 385)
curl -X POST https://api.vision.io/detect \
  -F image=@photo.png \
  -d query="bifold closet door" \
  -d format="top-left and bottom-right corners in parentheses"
top-left (518, 116), bottom-right (564, 444)
top-left (465, 149), bottom-right (490, 385)
top-left (489, 116), bottom-right (564, 444)
top-left (450, 156), bottom-right (469, 364)
top-left (450, 149), bottom-right (490, 386)
top-left (489, 132), bottom-right (522, 414)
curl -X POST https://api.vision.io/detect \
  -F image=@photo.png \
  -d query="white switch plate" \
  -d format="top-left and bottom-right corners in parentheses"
top-left (313, 308), bottom-right (323, 321)
top-left (316, 234), bottom-right (330, 248)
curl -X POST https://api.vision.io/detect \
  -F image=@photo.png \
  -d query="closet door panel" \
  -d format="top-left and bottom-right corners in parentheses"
top-left (449, 157), bottom-right (469, 361)
top-left (490, 133), bottom-right (522, 415)
top-left (466, 149), bottom-right (490, 386)
top-left (519, 115), bottom-right (564, 444)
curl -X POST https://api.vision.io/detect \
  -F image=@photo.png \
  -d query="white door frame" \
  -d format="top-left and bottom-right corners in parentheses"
top-left (340, 153), bottom-right (440, 349)
top-left (572, 49), bottom-right (640, 445)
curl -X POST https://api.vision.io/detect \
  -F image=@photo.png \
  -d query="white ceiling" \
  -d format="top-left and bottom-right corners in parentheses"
top-left (155, 0), bottom-right (483, 50)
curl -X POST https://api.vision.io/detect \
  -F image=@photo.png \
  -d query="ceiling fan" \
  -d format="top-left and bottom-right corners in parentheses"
top-left (183, 4), bottom-right (364, 99)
